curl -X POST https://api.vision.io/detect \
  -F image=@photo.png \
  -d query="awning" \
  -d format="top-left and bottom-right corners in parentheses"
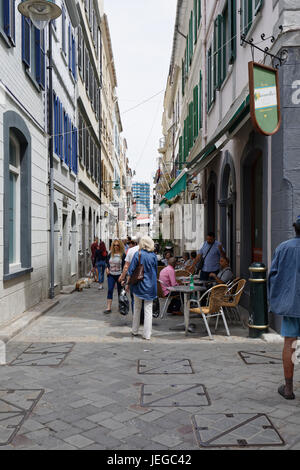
top-left (187, 87), bottom-right (250, 175)
top-left (164, 172), bottom-right (187, 200)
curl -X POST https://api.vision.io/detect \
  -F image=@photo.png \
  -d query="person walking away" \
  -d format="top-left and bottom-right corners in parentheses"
top-left (91, 237), bottom-right (99, 268)
top-left (192, 232), bottom-right (226, 281)
top-left (94, 241), bottom-right (107, 290)
top-left (104, 240), bottom-right (126, 314)
top-left (126, 236), bottom-right (158, 340)
top-left (119, 234), bottom-right (141, 313)
top-left (268, 216), bottom-right (300, 400)
top-left (209, 256), bottom-right (234, 284)
top-left (159, 258), bottom-right (182, 314)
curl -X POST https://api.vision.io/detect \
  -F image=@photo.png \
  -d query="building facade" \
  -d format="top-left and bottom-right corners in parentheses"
top-left (132, 182), bottom-right (151, 234)
top-left (157, 0), bottom-right (300, 331)
top-left (0, 0), bottom-right (48, 325)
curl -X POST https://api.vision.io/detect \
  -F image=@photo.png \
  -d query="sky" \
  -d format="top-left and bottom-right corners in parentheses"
top-left (104, 0), bottom-right (177, 186)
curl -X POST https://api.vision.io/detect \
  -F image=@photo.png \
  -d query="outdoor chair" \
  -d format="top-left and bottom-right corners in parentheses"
top-left (157, 279), bottom-right (172, 319)
top-left (188, 284), bottom-right (230, 340)
top-left (222, 279), bottom-right (247, 327)
top-left (175, 269), bottom-right (192, 281)
top-left (157, 266), bottom-right (165, 276)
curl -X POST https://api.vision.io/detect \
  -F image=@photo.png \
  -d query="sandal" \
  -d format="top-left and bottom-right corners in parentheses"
top-left (278, 385), bottom-right (295, 400)
top-left (103, 310), bottom-right (112, 315)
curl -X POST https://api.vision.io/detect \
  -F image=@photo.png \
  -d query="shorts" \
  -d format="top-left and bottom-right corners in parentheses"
top-left (281, 317), bottom-right (300, 338)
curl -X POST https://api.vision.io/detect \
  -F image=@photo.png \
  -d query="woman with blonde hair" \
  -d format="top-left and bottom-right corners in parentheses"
top-left (126, 236), bottom-right (158, 340)
top-left (104, 239), bottom-right (126, 314)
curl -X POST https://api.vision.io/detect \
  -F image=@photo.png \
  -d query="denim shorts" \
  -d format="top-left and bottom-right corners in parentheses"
top-left (281, 317), bottom-right (300, 338)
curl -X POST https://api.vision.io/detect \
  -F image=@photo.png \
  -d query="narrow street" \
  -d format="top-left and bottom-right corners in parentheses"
top-left (0, 283), bottom-right (299, 451)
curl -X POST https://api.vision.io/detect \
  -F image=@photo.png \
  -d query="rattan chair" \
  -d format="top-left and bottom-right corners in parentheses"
top-left (175, 269), bottom-right (192, 281)
top-left (188, 284), bottom-right (230, 340)
top-left (222, 279), bottom-right (246, 326)
top-left (157, 279), bottom-right (174, 319)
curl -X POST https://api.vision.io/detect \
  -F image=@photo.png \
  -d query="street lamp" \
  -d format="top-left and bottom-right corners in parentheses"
top-left (18, 0), bottom-right (62, 299)
top-left (18, 0), bottom-right (61, 30)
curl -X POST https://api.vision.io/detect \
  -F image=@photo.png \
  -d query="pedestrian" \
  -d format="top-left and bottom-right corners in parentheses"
top-left (119, 233), bottom-right (142, 314)
top-left (159, 257), bottom-right (182, 314)
top-left (91, 237), bottom-right (99, 268)
top-left (192, 232), bottom-right (226, 281)
top-left (94, 241), bottom-right (107, 290)
top-left (126, 236), bottom-right (158, 340)
top-left (209, 256), bottom-right (234, 284)
top-left (268, 216), bottom-right (300, 400)
top-left (103, 240), bottom-right (126, 314)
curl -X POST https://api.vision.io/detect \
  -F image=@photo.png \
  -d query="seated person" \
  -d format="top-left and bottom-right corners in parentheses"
top-left (209, 256), bottom-right (234, 284)
top-left (159, 258), bottom-right (182, 313)
top-left (161, 250), bottom-right (172, 266)
top-left (182, 252), bottom-right (193, 269)
top-left (186, 251), bottom-right (197, 273)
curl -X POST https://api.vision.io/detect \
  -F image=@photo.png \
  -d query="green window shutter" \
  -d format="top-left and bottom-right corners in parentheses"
top-left (194, 0), bottom-right (197, 43)
top-left (255, 0), bottom-right (263, 15)
top-left (186, 37), bottom-right (189, 75)
top-left (189, 102), bottom-right (193, 149)
top-left (184, 119), bottom-right (188, 161)
top-left (179, 136), bottom-right (183, 170)
top-left (182, 59), bottom-right (185, 96)
top-left (199, 71), bottom-right (202, 129)
top-left (213, 19), bottom-right (218, 91)
top-left (229, 0), bottom-right (237, 63)
top-left (189, 13), bottom-right (193, 63)
top-left (217, 15), bottom-right (222, 88)
top-left (193, 86), bottom-right (198, 141)
top-left (198, 0), bottom-right (201, 27)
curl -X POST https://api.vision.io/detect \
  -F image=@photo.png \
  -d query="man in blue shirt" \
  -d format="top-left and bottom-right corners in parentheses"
top-left (192, 232), bottom-right (226, 281)
top-left (268, 216), bottom-right (300, 400)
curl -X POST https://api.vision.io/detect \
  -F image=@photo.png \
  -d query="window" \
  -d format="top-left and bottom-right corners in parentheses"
top-left (62, 4), bottom-right (66, 55)
top-left (22, 17), bottom-right (45, 88)
top-left (9, 133), bottom-right (20, 266)
top-left (207, 45), bottom-right (214, 110)
top-left (241, 0), bottom-right (264, 37)
top-left (4, 111), bottom-right (32, 280)
top-left (1, 0), bottom-right (15, 45)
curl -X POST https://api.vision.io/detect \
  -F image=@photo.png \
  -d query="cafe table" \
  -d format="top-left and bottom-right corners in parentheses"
top-left (168, 285), bottom-right (205, 336)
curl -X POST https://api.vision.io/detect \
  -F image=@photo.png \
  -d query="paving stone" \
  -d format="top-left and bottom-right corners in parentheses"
top-left (109, 425), bottom-right (140, 440)
top-left (151, 432), bottom-right (184, 448)
top-left (63, 434), bottom-right (95, 449)
top-left (99, 418), bottom-right (126, 431)
top-left (86, 411), bottom-right (114, 423)
top-left (139, 410), bottom-right (167, 422)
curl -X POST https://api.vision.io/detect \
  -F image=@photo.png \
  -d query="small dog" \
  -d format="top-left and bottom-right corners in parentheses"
top-left (75, 278), bottom-right (93, 291)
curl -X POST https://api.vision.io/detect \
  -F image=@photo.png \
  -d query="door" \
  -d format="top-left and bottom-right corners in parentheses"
top-left (251, 156), bottom-right (263, 263)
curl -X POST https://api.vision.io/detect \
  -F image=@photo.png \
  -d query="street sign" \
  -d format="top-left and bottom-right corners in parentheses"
top-left (248, 62), bottom-right (281, 136)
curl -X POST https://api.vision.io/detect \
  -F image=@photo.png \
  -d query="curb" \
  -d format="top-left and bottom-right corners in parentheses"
top-left (0, 299), bottom-right (59, 344)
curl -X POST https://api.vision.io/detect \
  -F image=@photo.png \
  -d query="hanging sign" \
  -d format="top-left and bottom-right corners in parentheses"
top-left (248, 62), bottom-right (281, 136)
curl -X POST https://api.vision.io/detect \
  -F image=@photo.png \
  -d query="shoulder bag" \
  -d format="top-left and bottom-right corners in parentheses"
top-left (130, 251), bottom-right (144, 285)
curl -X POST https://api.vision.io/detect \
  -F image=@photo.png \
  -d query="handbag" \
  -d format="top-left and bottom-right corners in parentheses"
top-left (130, 251), bottom-right (144, 285)
top-left (119, 288), bottom-right (129, 316)
top-left (196, 242), bottom-right (214, 273)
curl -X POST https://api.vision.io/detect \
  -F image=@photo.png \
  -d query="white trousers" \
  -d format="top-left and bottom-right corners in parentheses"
top-left (132, 295), bottom-right (153, 340)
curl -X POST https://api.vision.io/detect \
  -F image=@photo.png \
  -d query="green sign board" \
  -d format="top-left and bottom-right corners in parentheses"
top-left (248, 62), bottom-right (281, 136)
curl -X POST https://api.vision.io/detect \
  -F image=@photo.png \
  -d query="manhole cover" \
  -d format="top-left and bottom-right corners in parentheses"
top-left (192, 413), bottom-right (285, 448)
top-left (238, 351), bottom-right (282, 365)
top-left (0, 389), bottom-right (44, 446)
top-left (138, 358), bottom-right (194, 375)
top-left (140, 384), bottom-right (211, 407)
top-left (10, 343), bottom-right (75, 367)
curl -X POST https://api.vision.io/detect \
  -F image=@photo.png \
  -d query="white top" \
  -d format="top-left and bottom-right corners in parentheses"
top-left (125, 245), bottom-right (139, 264)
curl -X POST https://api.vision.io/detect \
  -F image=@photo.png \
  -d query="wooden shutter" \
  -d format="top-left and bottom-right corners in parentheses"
top-left (68, 24), bottom-right (72, 71)
top-left (4, 0), bottom-right (15, 44)
top-left (62, 5), bottom-right (66, 54)
top-left (22, 16), bottom-right (31, 67)
top-left (35, 28), bottom-right (41, 84)
top-left (184, 118), bottom-right (188, 161)
top-left (78, 25), bottom-right (82, 72)
top-left (193, 86), bottom-right (198, 141)
top-left (181, 59), bottom-right (185, 96)
top-left (198, 0), bottom-right (201, 27)
top-left (255, 0), bottom-right (263, 14)
top-left (199, 71), bottom-right (202, 129)
top-left (188, 102), bottom-right (193, 151)
top-left (78, 113), bottom-right (82, 161)
top-left (229, 0), bottom-right (237, 63)
top-left (194, 0), bottom-right (197, 43)
top-left (189, 13), bottom-right (193, 63)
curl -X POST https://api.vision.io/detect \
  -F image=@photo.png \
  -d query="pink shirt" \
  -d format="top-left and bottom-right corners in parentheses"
top-left (159, 265), bottom-right (178, 297)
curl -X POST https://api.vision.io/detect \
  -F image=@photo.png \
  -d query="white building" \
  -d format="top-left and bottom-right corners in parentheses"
top-left (50, 0), bottom-right (80, 292)
top-left (0, 0), bottom-right (48, 326)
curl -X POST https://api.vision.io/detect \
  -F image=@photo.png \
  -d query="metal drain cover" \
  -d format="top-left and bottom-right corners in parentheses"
top-left (138, 358), bottom-right (194, 375)
top-left (192, 413), bottom-right (285, 448)
top-left (141, 384), bottom-right (211, 407)
top-left (10, 343), bottom-right (75, 367)
top-left (0, 389), bottom-right (44, 446)
top-left (238, 351), bottom-right (282, 365)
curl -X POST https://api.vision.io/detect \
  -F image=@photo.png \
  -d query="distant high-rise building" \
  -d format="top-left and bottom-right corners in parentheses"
top-left (132, 182), bottom-right (151, 224)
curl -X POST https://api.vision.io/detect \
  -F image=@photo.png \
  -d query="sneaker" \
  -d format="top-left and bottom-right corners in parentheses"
top-left (103, 310), bottom-right (111, 314)
top-left (142, 336), bottom-right (151, 341)
top-left (98, 285), bottom-right (103, 290)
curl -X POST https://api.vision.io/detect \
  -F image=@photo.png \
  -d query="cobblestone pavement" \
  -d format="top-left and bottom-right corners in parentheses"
top-left (0, 283), bottom-right (299, 450)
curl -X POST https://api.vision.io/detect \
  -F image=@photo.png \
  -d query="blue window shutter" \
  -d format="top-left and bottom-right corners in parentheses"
top-left (3, 0), bottom-right (10, 36)
top-left (35, 28), bottom-right (41, 84)
top-left (40, 30), bottom-right (46, 88)
top-left (72, 35), bottom-right (76, 80)
top-left (68, 118), bottom-right (72, 168)
top-left (68, 24), bottom-right (72, 71)
top-left (53, 95), bottom-right (57, 154)
top-left (22, 16), bottom-right (31, 67)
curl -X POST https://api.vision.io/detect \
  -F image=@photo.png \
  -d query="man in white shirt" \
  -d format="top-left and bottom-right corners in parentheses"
top-left (118, 233), bottom-right (141, 284)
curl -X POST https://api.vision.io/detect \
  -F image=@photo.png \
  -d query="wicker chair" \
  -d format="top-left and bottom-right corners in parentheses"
top-left (175, 270), bottom-right (192, 281)
top-left (157, 279), bottom-right (179, 319)
top-left (188, 284), bottom-right (230, 340)
top-left (222, 279), bottom-right (246, 326)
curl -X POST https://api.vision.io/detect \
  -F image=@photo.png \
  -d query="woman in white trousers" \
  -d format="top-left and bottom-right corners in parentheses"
top-left (126, 236), bottom-right (158, 340)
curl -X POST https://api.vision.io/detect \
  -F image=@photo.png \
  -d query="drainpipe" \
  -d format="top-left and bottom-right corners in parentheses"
top-left (49, 21), bottom-right (55, 299)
